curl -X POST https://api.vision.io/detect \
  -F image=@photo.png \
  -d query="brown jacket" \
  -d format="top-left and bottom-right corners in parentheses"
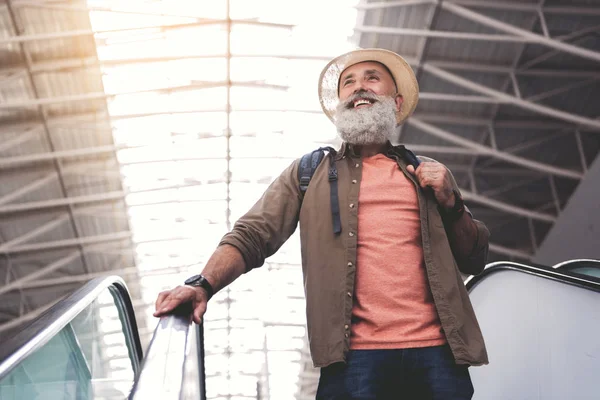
top-left (220, 142), bottom-right (490, 368)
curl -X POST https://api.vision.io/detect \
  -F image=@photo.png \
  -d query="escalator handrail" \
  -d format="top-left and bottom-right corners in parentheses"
top-left (552, 258), bottom-right (600, 270)
top-left (465, 261), bottom-right (600, 292)
top-left (0, 275), bottom-right (143, 380)
top-left (129, 306), bottom-right (206, 400)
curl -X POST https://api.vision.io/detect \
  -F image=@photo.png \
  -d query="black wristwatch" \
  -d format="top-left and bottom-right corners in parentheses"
top-left (439, 190), bottom-right (465, 224)
top-left (184, 274), bottom-right (214, 300)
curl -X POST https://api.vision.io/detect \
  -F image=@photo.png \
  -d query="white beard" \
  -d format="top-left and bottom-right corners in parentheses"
top-left (334, 93), bottom-right (397, 145)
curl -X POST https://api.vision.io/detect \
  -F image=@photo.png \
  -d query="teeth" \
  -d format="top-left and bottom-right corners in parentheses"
top-left (353, 99), bottom-right (371, 108)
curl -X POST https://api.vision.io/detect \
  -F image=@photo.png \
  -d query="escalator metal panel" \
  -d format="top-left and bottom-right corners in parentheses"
top-left (467, 263), bottom-right (600, 400)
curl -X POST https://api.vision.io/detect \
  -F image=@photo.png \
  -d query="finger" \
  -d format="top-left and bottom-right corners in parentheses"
top-left (421, 163), bottom-right (447, 179)
top-left (192, 302), bottom-right (207, 325)
top-left (153, 293), bottom-right (173, 317)
top-left (155, 298), bottom-right (185, 315)
top-left (154, 287), bottom-right (195, 316)
top-left (154, 291), bottom-right (170, 312)
top-left (406, 164), bottom-right (415, 175)
top-left (415, 167), bottom-right (428, 188)
top-left (417, 163), bottom-right (439, 175)
top-left (419, 177), bottom-right (431, 189)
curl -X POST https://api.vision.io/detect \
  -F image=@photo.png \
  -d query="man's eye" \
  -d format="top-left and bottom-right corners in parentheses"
top-left (343, 80), bottom-right (354, 86)
top-left (368, 75), bottom-right (378, 81)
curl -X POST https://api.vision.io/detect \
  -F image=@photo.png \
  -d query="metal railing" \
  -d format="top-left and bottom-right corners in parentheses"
top-left (129, 303), bottom-right (206, 400)
top-left (465, 261), bottom-right (600, 292)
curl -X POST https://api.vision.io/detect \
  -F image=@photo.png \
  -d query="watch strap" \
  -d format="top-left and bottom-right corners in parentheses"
top-left (184, 274), bottom-right (214, 300)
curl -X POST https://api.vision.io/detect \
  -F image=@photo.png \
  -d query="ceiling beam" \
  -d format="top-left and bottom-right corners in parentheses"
top-left (406, 114), bottom-right (574, 130)
top-left (0, 145), bottom-right (121, 167)
top-left (0, 172), bottom-right (57, 205)
top-left (0, 252), bottom-right (80, 296)
top-left (0, 19), bottom-right (294, 46)
top-left (355, 25), bottom-right (529, 42)
top-left (0, 110), bottom-right (577, 138)
top-left (461, 190), bottom-right (556, 223)
top-left (427, 60), bottom-right (600, 79)
top-left (355, 0), bottom-right (432, 9)
top-left (421, 64), bottom-right (600, 131)
top-left (408, 118), bottom-right (583, 179)
top-left (0, 296), bottom-right (65, 334)
top-left (3, 53), bottom-right (597, 79)
top-left (0, 53), bottom-right (334, 76)
top-left (0, 214), bottom-right (69, 254)
top-left (0, 191), bottom-right (126, 214)
top-left (466, 3), bottom-right (544, 197)
top-left (14, 264), bottom-right (201, 291)
top-left (441, 2), bottom-right (600, 63)
top-left (0, 202), bottom-right (131, 255)
top-left (0, 129), bottom-right (37, 152)
top-left (0, 232), bottom-right (132, 255)
top-left (357, 0), bottom-right (600, 16)
top-left (450, 0), bottom-right (600, 16)
top-left (488, 243), bottom-right (532, 260)
top-left (0, 85), bottom-right (509, 109)
top-left (10, 0), bottom-right (227, 20)
top-left (525, 77), bottom-right (599, 102)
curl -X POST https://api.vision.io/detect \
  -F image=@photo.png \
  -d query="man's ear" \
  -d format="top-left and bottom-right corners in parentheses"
top-left (395, 94), bottom-right (404, 112)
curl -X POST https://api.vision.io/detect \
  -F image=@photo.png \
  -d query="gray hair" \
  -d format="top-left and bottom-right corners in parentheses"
top-left (334, 92), bottom-right (397, 145)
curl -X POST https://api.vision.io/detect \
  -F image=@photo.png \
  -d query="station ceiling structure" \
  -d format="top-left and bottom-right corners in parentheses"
top-left (0, 0), bottom-right (598, 399)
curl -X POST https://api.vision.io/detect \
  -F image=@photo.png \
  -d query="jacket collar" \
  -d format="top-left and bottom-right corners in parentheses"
top-left (335, 141), bottom-right (407, 161)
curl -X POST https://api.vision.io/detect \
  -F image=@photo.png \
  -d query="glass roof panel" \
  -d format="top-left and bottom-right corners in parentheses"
top-left (88, 0), bottom-right (359, 397)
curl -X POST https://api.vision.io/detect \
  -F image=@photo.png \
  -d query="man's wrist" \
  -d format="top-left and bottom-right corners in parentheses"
top-left (184, 274), bottom-right (214, 300)
top-left (439, 190), bottom-right (465, 223)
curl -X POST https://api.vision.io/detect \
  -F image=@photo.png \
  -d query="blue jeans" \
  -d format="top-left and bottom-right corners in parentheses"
top-left (316, 345), bottom-right (474, 400)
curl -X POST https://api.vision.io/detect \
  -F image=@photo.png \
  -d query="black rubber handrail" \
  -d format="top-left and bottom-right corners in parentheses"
top-left (552, 258), bottom-right (600, 270)
top-left (129, 303), bottom-right (206, 400)
top-left (0, 275), bottom-right (143, 380)
top-left (465, 261), bottom-right (600, 292)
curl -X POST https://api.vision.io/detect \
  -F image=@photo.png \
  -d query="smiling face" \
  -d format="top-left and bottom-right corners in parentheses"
top-left (333, 61), bottom-right (404, 145)
top-left (338, 61), bottom-right (403, 112)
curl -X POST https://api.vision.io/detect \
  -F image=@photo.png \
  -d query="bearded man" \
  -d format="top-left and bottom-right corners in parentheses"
top-left (154, 48), bottom-right (490, 399)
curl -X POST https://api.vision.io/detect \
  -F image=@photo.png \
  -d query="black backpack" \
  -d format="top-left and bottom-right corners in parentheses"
top-left (297, 145), bottom-right (421, 235)
top-left (298, 147), bottom-right (341, 234)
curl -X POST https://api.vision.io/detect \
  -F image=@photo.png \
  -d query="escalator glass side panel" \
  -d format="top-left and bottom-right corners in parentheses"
top-left (467, 264), bottom-right (600, 400)
top-left (569, 266), bottom-right (600, 278)
top-left (553, 259), bottom-right (600, 279)
top-left (0, 277), bottom-right (142, 400)
top-left (0, 325), bottom-right (91, 399)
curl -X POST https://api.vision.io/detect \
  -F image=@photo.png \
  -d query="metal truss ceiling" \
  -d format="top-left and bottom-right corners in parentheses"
top-left (0, 0), bottom-right (598, 399)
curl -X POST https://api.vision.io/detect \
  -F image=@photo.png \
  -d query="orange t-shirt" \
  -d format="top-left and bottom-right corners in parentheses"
top-left (350, 153), bottom-right (446, 349)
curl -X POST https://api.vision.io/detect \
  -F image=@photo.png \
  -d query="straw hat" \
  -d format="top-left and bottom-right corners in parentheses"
top-left (318, 48), bottom-right (419, 126)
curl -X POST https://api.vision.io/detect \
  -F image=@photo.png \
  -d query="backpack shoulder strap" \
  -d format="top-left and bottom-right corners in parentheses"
top-left (298, 146), bottom-right (335, 193)
top-left (397, 145), bottom-right (421, 169)
top-left (299, 149), bottom-right (325, 193)
top-left (297, 146), bottom-right (341, 234)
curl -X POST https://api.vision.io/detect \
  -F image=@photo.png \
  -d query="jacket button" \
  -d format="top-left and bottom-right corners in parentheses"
top-left (344, 324), bottom-right (349, 329)
top-left (349, 203), bottom-right (354, 208)
top-left (348, 232), bottom-right (354, 237)
top-left (355, 163), bottom-right (360, 168)
top-left (352, 179), bottom-right (357, 184)
top-left (347, 262), bottom-right (353, 267)
top-left (345, 333), bottom-right (349, 338)
top-left (347, 292), bottom-right (352, 297)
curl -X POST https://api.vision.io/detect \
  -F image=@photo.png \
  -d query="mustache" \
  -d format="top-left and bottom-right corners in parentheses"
top-left (341, 90), bottom-right (380, 109)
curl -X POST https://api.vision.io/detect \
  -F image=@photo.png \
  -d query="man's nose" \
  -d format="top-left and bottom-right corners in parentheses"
top-left (353, 85), bottom-right (372, 96)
